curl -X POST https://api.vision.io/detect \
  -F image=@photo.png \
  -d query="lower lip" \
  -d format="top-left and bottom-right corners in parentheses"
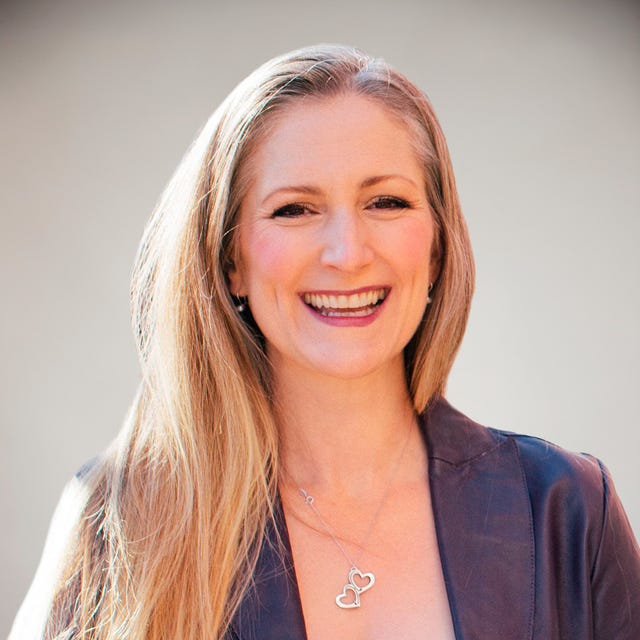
top-left (301, 294), bottom-right (389, 327)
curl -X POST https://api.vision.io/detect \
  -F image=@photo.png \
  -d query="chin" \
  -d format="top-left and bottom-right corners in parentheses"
top-left (303, 351), bottom-right (402, 382)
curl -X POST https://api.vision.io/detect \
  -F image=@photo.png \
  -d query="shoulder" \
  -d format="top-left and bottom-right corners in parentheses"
top-left (9, 457), bottom-right (104, 639)
top-left (424, 397), bottom-right (640, 636)
top-left (492, 428), bottom-right (614, 553)
top-left (491, 428), bottom-right (606, 506)
top-left (490, 427), bottom-right (640, 636)
top-left (424, 396), bottom-right (608, 521)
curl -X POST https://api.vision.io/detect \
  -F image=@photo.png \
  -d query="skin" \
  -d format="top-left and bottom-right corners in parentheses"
top-left (229, 94), bottom-right (455, 640)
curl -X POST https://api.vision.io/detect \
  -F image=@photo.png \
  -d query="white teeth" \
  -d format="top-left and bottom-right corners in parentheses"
top-left (303, 288), bottom-right (388, 312)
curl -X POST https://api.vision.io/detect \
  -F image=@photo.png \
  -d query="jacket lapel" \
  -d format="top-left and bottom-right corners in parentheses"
top-left (229, 495), bottom-right (307, 640)
top-left (423, 398), bottom-right (535, 640)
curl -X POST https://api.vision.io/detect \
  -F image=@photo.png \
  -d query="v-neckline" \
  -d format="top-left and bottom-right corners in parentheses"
top-left (229, 398), bottom-right (535, 640)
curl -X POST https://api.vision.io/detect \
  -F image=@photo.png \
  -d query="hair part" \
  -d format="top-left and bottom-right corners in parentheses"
top-left (46, 44), bottom-right (474, 639)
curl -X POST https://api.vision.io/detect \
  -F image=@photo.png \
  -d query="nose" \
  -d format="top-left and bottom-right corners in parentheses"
top-left (319, 208), bottom-right (374, 272)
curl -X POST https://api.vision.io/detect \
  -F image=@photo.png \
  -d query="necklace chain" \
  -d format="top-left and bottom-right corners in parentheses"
top-left (296, 423), bottom-right (413, 609)
top-left (298, 489), bottom-right (359, 567)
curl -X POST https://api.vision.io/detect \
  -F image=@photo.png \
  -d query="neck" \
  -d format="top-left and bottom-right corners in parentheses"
top-left (273, 357), bottom-right (424, 497)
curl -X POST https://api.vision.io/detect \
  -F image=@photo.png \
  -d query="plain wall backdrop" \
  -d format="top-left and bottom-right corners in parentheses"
top-left (1, 0), bottom-right (638, 634)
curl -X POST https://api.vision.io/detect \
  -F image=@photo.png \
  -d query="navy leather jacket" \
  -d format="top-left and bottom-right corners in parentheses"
top-left (228, 398), bottom-right (640, 640)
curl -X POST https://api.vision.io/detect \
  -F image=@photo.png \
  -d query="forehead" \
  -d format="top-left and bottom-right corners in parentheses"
top-left (243, 93), bottom-right (425, 191)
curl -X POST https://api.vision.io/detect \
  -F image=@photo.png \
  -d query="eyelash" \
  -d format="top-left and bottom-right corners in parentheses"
top-left (271, 203), bottom-right (311, 218)
top-left (369, 196), bottom-right (411, 210)
top-left (270, 196), bottom-right (411, 218)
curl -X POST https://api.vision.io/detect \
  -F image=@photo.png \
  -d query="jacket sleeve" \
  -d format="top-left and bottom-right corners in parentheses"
top-left (9, 475), bottom-right (89, 640)
top-left (591, 459), bottom-right (640, 639)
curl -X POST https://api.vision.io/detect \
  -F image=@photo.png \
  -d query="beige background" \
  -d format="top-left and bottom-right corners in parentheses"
top-left (2, 0), bottom-right (638, 634)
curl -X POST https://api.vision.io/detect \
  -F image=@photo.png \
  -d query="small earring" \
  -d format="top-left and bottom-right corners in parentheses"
top-left (234, 295), bottom-right (247, 313)
top-left (426, 282), bottom-right (434, 304)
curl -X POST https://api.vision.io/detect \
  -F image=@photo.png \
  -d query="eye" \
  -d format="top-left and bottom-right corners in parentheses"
top-left (368, 196), bottom-right (411, 210)
top-left (271, 203), bottom-right (314, 218)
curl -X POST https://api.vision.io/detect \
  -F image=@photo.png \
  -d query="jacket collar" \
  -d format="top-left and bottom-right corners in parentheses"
top-left (230, 499), bottom-right (307, 640)
top-left (230, 397), bottom-right (534, 640)
top-left (424, 398), bottom-right (535, 640)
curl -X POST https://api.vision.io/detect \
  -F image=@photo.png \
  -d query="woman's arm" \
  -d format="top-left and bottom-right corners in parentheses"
top-left (591, 460), bottom-right (640, 638)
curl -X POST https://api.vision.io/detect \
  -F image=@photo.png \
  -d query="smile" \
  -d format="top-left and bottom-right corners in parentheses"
top-left (302, 288), bottom-right (389, 317)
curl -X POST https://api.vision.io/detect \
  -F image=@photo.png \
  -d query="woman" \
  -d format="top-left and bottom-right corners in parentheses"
top-left (11, 44), bottom-right (640, 640)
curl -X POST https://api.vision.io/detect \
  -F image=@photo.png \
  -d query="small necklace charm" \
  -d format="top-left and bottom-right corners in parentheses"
top-left (336, 566), bottom-right (375, 609)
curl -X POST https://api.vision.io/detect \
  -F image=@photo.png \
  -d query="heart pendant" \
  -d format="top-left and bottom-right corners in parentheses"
top-left (348, 567), bottom-right (375, 593)
top-left (335, 566), bottom-right (376, 609)
top-left (336, 583), bottom-right (361, 609)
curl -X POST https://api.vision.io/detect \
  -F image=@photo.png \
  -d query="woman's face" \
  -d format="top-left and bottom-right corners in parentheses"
top-left (229, 93), bottom-right (437, 382)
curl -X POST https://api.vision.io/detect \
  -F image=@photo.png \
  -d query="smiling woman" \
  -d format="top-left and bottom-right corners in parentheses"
top-left (10, 44), bottom-right (640, 640)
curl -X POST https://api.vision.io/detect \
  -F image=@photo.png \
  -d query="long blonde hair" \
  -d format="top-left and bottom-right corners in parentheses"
top-left (46, 44), bottom-right (474, 639)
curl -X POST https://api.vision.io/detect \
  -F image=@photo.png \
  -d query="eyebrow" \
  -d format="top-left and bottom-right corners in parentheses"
top-left (261, 174), bottom-right (420, 204)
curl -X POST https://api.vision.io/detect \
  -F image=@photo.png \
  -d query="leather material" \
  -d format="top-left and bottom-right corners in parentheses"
top-left (228, 397), bottom-right (640, 639)
top-left (229, 502), bottom-right (307, 640)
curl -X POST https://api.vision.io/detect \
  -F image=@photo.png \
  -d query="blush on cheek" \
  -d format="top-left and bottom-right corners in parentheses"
top-left (250, 233), bottom-right (296, 278)
top-left (392, 222), bottom-right (434, 271)
top-left (241, 231), bottom-right (303, 309)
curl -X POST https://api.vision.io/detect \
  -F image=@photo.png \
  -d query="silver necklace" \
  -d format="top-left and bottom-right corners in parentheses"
top-left (297, 426), bottom-right (412, 610)
top-left (298, 488), bottom-right (376, 608)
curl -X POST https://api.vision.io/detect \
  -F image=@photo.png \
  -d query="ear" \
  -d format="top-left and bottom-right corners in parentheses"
top-left (227, 259), bottom-right (247, 297)
top-left (429, 243), bottom-right (442, 286)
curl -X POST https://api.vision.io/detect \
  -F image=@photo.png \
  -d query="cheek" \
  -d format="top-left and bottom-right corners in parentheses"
top-left (389, 219), bottom-right (435, 279)
top-left (243, 228), bottom-right (302, 293)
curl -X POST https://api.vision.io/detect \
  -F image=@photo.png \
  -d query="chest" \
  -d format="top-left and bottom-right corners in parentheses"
top-left (285, 483), bottom-right (456, 640)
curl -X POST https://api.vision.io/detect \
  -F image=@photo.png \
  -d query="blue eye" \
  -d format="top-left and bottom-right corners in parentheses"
top-left (369, 196), bottom-right (411, 210)
top-left (271, 203), bottom-right (312, 218)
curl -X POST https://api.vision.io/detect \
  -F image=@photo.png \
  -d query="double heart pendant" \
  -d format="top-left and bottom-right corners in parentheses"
top-left (335, 566), bottom-right (375, 609)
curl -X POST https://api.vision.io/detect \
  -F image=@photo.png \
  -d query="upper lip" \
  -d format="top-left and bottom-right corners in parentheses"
top-left (300, 286), bottom-right (390, 310)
